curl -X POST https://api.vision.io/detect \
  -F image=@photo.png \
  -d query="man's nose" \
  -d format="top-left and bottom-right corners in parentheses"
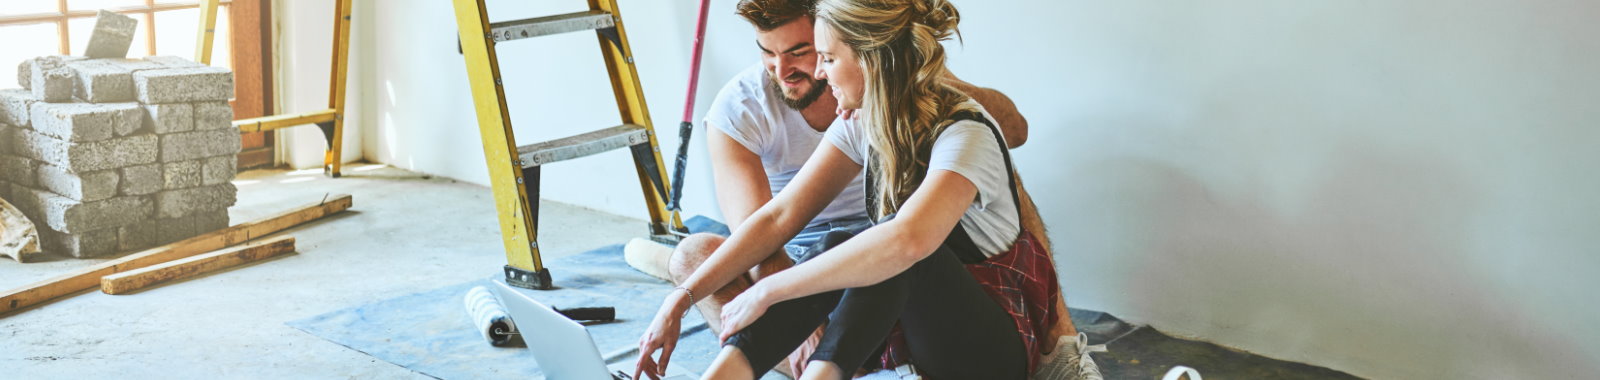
top-left (775, 56), bottom-right (794, 76)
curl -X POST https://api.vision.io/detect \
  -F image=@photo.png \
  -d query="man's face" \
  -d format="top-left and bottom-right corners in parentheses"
top-left (756, 17), bottom-right (828, 110)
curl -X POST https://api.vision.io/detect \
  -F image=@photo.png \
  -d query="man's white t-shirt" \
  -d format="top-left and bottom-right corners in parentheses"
top-left (824, 100), bottom-right (1022, 257)
top-left (703, 63), bottom-right (869, 227)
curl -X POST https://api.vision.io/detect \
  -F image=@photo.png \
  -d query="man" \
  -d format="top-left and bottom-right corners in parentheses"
top-left (653, 0), bottom-right (1080, 377)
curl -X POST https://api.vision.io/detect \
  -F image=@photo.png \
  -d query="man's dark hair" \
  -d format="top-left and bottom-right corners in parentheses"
top-left (736, 0), bottom-right (817, 31)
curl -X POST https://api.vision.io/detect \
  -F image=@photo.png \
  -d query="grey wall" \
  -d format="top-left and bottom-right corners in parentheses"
top-left (276, 0), bottom-right (1600, 378)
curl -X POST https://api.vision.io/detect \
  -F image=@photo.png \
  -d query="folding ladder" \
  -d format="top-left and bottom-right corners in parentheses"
top-left (452, 0), bottom-right (687, 289)
top-left (197, 0), bottom-right (354, 178)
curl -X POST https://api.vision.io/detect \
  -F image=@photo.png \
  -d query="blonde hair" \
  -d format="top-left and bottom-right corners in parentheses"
top-left (815, 0), bottom-right (976, 218)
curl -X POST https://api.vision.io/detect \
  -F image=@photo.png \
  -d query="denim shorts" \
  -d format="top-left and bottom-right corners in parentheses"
top-left (781, 217), bottom-right (874, 262)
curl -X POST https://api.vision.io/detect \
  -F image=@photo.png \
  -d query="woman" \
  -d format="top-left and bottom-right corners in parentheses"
top-left (635, 0), bottom-right (1101, 378)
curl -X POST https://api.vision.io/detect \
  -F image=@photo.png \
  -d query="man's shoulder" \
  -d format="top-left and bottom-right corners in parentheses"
top-left (710, 63), bottom-right (771, 105)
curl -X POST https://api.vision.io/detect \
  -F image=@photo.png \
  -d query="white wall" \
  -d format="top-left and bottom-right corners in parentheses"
top-left (275, 0), bottom-right (1600, 378)
top-left (275, 0), bottom-right (364, 170)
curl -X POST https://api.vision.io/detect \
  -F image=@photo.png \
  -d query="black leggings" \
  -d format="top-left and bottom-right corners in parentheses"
top-left (724, 229), bottom-right (1027, 379)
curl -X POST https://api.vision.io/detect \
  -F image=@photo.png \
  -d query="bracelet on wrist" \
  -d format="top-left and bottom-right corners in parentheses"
top-left (673, 286), bottom-right (694, 316)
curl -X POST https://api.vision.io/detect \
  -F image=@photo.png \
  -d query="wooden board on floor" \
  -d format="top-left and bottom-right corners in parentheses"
top-left (0, 194), bottom-right (353, 316)
top-left (101, 236), bottom-right (297, 295)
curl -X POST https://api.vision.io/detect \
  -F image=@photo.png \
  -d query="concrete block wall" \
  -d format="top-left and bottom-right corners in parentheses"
top-left (0, 56), bottom-right (237, 258)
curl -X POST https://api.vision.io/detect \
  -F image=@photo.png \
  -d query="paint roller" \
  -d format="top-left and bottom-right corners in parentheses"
top-left (464, 285), bottom-right (523, 347)
top-left (623, 237), bottom-right (676, 281)
top-left (464, 286), bottom-right (620, 347)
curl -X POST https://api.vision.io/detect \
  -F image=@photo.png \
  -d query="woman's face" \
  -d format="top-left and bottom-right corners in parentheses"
top-left (813, 22), bottom-right (864, 110)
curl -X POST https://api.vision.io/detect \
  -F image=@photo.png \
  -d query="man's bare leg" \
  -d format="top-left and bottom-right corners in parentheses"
top-left (667, 233), bottom-right (824, 378)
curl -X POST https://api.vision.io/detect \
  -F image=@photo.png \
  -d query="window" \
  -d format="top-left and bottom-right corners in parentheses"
top-left (0, 0), bottom-right (276, 169)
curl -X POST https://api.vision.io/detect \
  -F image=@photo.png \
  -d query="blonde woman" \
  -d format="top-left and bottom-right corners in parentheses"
top-left (634, 0), bottom-right (1102, 378)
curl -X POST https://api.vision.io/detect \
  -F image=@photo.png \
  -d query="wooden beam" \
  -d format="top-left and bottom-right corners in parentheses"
top-left (101, 236), bottom-right (296, 295)
top-left (0, 194), bottom-right (352, 316)
top-left (234, 109), bottom-right (336, 133)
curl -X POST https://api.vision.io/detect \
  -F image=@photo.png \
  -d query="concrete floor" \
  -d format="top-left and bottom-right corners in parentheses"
top-left (0, 165), bottom-right (646, 378)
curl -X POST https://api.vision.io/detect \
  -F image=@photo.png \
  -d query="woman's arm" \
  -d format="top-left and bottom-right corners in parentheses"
top-left (671, 140), bottom-right (863, 311)
top-left (743, 169), bottom-right (977, 307)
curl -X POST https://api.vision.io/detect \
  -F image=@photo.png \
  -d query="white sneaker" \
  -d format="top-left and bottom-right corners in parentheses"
top-left (1162, 366), bottom-right (1201, 380)
top-left (1031, 333), bottom-right (1107, 380)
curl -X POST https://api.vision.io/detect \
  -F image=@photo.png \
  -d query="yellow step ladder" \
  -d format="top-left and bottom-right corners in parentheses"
top-left (197, 0), bottom-right (354, 178)
top-left (452, 0), bottom-right (687, 289)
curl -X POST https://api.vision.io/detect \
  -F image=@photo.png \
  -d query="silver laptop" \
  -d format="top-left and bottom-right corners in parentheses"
top-left (492, 280), bottom-right (695, 380)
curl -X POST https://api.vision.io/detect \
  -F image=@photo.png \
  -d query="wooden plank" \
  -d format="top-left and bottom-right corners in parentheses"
top-left (101, 236), bottom-right (295, 295)
top-left (0, 194), bottom-right (352, 316)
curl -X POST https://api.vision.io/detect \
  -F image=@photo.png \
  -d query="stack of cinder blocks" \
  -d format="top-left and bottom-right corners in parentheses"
top-left (0, 55), bottom-right (238, 258)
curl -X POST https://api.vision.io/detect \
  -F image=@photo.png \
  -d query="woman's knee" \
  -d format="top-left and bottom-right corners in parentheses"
top-left (668, 233), bottom-right (725, 283)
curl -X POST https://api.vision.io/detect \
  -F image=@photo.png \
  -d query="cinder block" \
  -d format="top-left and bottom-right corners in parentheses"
top-left (14, 129), bottom-right (158, 172)
top-left (117, 220), bottom-right (156, 252)
top-left (0, 154), bottom-right (38, 188)
top-left (0, 89), bottom-right (37, 126)
top-left (17, 60), bottom-right (29, 90)
top-left (120, 163), bottom-right (161, 195)
top-left (132, 66), bottom-right (233, 103)
top-left (29, 101), bottom-right (141, 142)
top-left (159, 129), bottom-right (240, 162)
top-left (10, 187), bottom-right (151, 233)
top-left (192, 102), bottom-right (232, 131)
top-left (83, 10), bottom-right (138, 59)
top-left (161, 160), bottom-right (201, 189)
top-left (37, 164), bottom-right (120, 202)
top-left (155, 208), bottom-right (228, 244)
top-left (65, 60), bottom-right (135, 103)
top-left (0, 123), bottom-right (11, 155)
top-left (143, 56), bottom-right (204, 69)
top-left (0, 180), bottom-right (11, 200)
top-left (30, 57), bottom-right (75, 103)
top-left (200, 155), bottom-right (235, 185)
top-left (100, 58), bottom-right (165, 73)
top-left (39, 227), bottom-right (120, 258)
top-left (154, 183), bottom-right (235, 219)
top-left (143, 103), bottom-right (193, 134)
top-left (16, 56), bottom-right (83, 91)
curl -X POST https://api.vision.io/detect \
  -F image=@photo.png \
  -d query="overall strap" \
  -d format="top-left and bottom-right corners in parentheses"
top-left (864, 110), bottom-right (1021, 264)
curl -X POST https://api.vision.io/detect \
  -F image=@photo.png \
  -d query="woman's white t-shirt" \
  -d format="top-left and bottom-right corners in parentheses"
top-left (823, 101), bottom-right (1021, 257)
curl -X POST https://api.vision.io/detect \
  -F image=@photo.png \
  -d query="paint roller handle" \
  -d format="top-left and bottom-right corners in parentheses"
top-left (557, 306), bottom-right (616, 322)
top-left (668, 121), bottom-right (692, 212)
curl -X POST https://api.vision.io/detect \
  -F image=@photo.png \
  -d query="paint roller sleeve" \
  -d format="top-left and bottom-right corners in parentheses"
top-left (464, 285), bottom-right (524, 347)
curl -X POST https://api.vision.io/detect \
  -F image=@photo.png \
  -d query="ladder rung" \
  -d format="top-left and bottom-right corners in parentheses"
top-left (490, 10), bottom-right (614, 42)
top-left (517, 124), bottom-right (650, 168)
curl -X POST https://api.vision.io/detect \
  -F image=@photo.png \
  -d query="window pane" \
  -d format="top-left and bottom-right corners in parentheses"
top-left (70, 0), bottom-right (150, 11)
top-left (0, 2), bottom-right (61, 16)
top-left (0, 23), bottom-right (59, 88)
top-left (153, 8), bottom-right (196, 59)
top-left (212, 5), bottom-right (230, 68)
top-left (66, 16), bottom-right (95, 57)
top-left (152, 7), bottom-right (230, 68)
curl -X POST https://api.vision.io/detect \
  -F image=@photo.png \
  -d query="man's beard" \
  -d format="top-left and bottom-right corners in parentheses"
top-left (768, 72), bottom-right (829, 110)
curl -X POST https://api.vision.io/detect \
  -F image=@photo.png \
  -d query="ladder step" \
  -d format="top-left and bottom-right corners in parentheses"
top-left (517, 124), bottom-right (651, 168)
top-left (490, 10), bottom-right (614, 42)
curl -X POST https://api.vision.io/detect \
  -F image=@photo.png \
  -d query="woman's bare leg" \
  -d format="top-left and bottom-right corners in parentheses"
top-left (704, 346), bottom-right (756, 380)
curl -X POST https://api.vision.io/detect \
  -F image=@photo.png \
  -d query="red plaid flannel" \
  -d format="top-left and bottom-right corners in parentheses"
top-left (879, 228), bottom-right (1061, 373)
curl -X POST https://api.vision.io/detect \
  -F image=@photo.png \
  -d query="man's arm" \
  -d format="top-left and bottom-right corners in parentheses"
top-left (706, 128), bottom-right (773, 231)
top-left (945, 74), bottom-right (1029, 148)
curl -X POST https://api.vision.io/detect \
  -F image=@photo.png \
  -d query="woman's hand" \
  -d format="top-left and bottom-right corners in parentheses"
top-left (718, 282), bottom-right (777, 343)
top-left (634, 289), bottom-right (691, 380)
